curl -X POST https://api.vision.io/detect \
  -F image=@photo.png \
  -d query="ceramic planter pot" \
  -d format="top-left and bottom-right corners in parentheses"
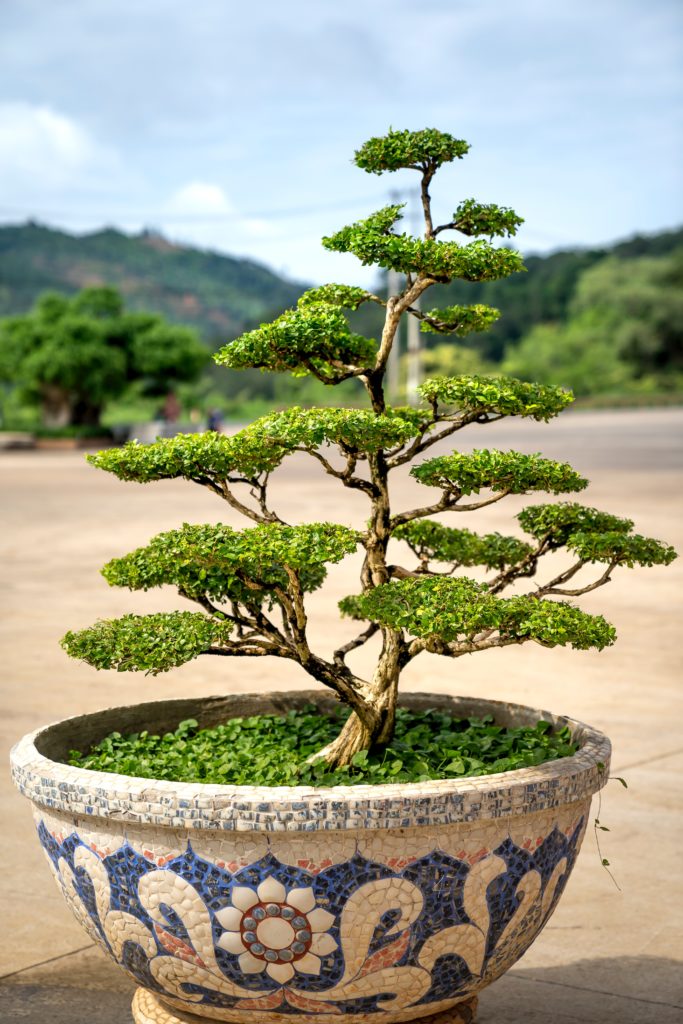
top-left (10, 690), bottom-right (610, 1024)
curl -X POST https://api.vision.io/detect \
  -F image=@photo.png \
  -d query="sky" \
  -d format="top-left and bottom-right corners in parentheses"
top-left (0, 0), bottom-right (681, 286)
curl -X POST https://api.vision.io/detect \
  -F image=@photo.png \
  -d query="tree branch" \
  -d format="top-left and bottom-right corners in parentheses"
top-left (179, 586), bottom-right (294, 654)
top-left (390, 488), bottom-right (511, 529)
top-left (246, 473), bottom-right (283, 523)
top-left (420, 162), bottom-right (436, 239)
top-left (531, 560), bottom-right (619, 598)
top-left (404, 632), bottom-right (527, 662)
top-left (204, 641), bottom-right (292, 658)
top-left (387, 411), bottom-right (506, 470)
top-left (433, 220), bottom-right (457, 237)
top-left (300, 356), bottom-right (370, 386)
top-left (295, 446), bottom-right (376, 496)
top-left (486, 536), bottom-right (552, 594)
top-left (373, 276), bottom-right (436, 387)
top-left (333, 622), bottom-right (379, 668)
top-left (195, 473), bottom-right (280, 525)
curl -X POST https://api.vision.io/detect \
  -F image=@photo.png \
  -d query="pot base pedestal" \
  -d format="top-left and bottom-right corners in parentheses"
top-left (132, 988), bottom-right (478, 1024)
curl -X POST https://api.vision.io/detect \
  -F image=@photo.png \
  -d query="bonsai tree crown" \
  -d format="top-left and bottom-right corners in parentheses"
top-left (62, 129), bottom-right (676, 769)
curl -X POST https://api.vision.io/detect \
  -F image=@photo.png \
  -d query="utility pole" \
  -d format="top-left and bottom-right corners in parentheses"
top-left (385, 189), bottom-right (403, 403)
top-left (385, 187), bottom-right (423, 404)
top-left (406, 291), bottom-right (421, 405)
top-left (405, 189), bottom-right (422, 405)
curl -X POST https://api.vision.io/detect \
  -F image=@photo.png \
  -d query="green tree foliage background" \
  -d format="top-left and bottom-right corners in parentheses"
top-left (0, 286), bottom-right (209, 430)
top-left (502, 250), bottom-right (683, 395)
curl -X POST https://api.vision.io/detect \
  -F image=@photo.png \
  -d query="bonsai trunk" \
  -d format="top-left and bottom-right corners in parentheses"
top-left (310, 443), bottom-right (401, 769)
top-left (313, 629), bottom-right (401, 769)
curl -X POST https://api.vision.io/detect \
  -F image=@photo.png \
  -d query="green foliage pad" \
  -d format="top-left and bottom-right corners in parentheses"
top-left (394, 520), bottom-right (533, 570)
top-left (342, 577), bottom-right (616, 650)
top-left (61, 612), bottom-right (232, 674)
top-left (323, 206), bottom-right (525, 281)
top-left (68, 706), bottom-right (578, 787)
top-left (517, 502), bottom-right (675, 566)
top-left (354, 128), bottom-right (471, 173)
top-left (102, 522), bottom-right (359, 605)
top-left (417, 375), bottom-right (573, 421)
top-left (419, 304), bottom-right (501, 336)
top-left (411, 449), bottom-right (588, 495)
top-left (214, 303), bottom-right (376, 378)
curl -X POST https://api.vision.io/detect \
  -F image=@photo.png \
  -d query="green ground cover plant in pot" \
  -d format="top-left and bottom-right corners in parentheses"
top-left (11, 129), bottom-right (675, 1024)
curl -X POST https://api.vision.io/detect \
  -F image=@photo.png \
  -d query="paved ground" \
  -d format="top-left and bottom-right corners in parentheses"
top-left (1, 407), bottom-right (682, 1022)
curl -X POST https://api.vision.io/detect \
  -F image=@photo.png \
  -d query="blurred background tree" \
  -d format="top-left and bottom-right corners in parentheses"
top-left (502, 250), bottom-right (683, 396)
top-left (0, 286), bottom-right (209, 431)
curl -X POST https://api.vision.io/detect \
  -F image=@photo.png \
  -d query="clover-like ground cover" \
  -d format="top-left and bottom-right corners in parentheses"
top-left (68, 707), bottom-right (577, 788)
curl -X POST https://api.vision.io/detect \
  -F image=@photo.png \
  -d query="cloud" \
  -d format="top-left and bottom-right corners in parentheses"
top-left (0, 101), bottom-right (129, 225)
top-left (0, 1), bottom-right (679, 279)
top-left (0, 102), bottom-right (103, 186)
top-left (166, 181), bottom-right (233, 216)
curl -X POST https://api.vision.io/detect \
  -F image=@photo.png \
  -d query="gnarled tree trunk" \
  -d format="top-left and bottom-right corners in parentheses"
top-left (313, 629), bottom-right (401, 769)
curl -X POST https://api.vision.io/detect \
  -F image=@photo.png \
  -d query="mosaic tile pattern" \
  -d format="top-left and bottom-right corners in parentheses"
top-left (34, 800), bottom-right (588, 1023)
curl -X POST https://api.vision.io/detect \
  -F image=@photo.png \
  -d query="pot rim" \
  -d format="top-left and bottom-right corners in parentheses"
top-left (10, 690), bottom-right (611, 832)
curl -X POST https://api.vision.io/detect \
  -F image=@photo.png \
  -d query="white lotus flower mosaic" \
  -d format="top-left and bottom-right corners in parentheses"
top-left (215, 878), bottom-right (337, 984)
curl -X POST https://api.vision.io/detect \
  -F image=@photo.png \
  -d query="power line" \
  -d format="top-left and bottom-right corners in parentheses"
top-left (0, 194), bottom-right (382, 225)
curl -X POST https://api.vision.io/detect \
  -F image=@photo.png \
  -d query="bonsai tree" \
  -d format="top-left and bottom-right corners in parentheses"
top-left (0, 286), bottom-right (209, 429)
top-left (62, 129), bottom-right (675, 768)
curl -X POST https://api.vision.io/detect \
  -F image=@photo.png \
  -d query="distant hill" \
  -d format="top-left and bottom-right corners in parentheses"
top-left (0, 222), bottom-right (307, 343)
top-left (2, 220), bottom-right (681, 363)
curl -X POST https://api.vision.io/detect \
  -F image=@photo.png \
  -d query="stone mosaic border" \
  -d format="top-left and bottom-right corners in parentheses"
top-left (10, 691), bottom-right (611, 832)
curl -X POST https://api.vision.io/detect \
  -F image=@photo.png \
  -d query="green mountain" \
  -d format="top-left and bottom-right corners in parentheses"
top-left (0, 222), bottom-right (307, 343)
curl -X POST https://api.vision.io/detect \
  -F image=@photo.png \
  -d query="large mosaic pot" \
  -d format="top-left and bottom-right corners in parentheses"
top-left (10, 691), bottom-right (610, 1024)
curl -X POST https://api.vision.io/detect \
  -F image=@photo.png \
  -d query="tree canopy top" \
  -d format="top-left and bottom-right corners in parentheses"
top-left (354, 128), bottom-right (470, 174)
